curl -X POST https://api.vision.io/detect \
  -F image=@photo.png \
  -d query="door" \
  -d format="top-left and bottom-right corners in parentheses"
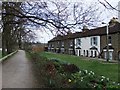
top-left (109, 52), bottom-right (113, 60)
top-left (91, 51), bottom-right (93, 57)
top-left (86, 50), bottom-right (88, 57)
top-left (77, 50), bottom-right (79, 56)
top-left (104, 51), bottom-right (112, 60)
top-left (104, 52), bottom-right (107, 59)
top-left (94, 51), bottom-right (97, 57)
top-left (79, 50), bottom-right (81, 56)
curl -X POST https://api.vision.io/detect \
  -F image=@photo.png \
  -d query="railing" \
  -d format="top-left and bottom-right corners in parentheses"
top-left (0, 50), bottom-right (18, 62)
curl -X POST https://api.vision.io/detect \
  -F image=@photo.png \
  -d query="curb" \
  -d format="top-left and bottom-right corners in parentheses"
top-left (0, 50), bottom-right (18, 62)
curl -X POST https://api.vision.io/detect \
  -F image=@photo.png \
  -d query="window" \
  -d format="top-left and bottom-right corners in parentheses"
top-left (93, 37), bottom-right (97, 46)
top-left (70, 41), bottom-right (73, 46)
top-left (51, 44), bottom-right (54, 47)
top-left (91, 37), bottom-right (98, 46)
top-left (91, 38), bottom-right (92, 46)
top-left (58, 42), bottom-right (59, 45)
top-left (108, 36), bottom-right (112, 44)
top-left (77, 38), bottom-right (81, 46)
top-left (61, 42), bottom-right (64, 47)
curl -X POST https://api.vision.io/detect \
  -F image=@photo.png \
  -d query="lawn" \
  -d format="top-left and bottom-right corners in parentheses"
top-left (41, 52), bottom-right (118, 82)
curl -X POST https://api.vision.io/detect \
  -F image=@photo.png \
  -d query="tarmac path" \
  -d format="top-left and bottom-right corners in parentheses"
top-left (2, 50), bottom-right (42, 88)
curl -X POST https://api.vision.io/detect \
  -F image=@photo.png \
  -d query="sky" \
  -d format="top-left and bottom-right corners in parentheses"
top-left (33, 0), bottom-right (120, 43)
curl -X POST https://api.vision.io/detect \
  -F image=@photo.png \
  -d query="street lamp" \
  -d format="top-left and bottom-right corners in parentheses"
top-left (102, 22), bottom-right (109, 62)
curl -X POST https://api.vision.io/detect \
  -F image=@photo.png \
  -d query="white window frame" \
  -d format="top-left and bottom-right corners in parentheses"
top-left (108, 36), bottom-right (112, 44)
top-left (104, 51), bottom-right (113, 60)
top-left (91, 37), bottom-right (98, 46)
top-left (70, 40), bottom-right (73, 46)
top-left (61, 42), bottom-right (64, 47)
top-left (77, 38), bottom-right (81, 46)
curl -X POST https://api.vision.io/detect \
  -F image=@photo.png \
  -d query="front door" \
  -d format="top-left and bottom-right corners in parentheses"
top-left (104, 51), bottom-right (113, 60)
top-left (79, 50), bottom-right (81, 56)
top-left (104, 52), bottom-right (107, 59)
top-left (109, 52), bottom-right (113, 60)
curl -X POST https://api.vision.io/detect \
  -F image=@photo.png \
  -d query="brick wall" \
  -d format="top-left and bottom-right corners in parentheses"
top-left (64, 39), bottom-right (75, 55)
top-left (100, 33), bottom-right (119, 60)
top-left (48, 38), bottom-right (75, 55)
top-left (118, 32), bottom-right (120, 60)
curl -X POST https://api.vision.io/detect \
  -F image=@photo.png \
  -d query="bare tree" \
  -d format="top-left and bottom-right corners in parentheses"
top-left (1, 1), bottom-right (102, 54)
top-left (2, 1), bottom-right (102, 35)
top-left (98, 0), bottom-right (120, 12)
top-left (2, 2), bottom-right (36, 55)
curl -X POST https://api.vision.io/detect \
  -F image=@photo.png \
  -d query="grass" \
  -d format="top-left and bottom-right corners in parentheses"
top-left (0, 50), bottom-right (2, 58)
top-left (40, 52), bottom-right (119, 82)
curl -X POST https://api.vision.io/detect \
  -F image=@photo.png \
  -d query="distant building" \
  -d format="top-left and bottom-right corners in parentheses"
top-left (48, 19), bottom-right (120, 61)
top-left (31, 42), bottom-right (48, 52)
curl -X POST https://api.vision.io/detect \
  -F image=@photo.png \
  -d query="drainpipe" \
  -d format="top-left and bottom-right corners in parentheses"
top-left (102, 22), bottom-right (109, 62)
top-left (106, 24), bottom-right (109, 62)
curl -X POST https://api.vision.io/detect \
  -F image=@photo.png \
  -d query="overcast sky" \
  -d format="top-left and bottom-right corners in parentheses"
top-left (34, 0), bottom-right (120, 43)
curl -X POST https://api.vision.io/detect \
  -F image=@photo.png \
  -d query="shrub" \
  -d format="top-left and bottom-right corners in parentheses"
top-left (62, 64), bottom-right (80, 73)
top-left (28, 52), bottom-right (120, 88)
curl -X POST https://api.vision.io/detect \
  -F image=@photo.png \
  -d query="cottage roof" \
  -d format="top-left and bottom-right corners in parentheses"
top-left (48, 22), bottom-right (120, 42)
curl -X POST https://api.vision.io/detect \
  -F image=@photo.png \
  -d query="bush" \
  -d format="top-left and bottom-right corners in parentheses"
top-left (62, 64), bottom-right (79, 73)
top-left (28, 52), bottom-right (120, 88)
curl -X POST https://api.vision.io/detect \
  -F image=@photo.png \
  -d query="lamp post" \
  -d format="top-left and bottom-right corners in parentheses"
top-left (102, 22), bottom-right (109, 62)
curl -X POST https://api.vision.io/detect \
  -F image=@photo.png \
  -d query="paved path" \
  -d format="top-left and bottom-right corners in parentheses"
top-left (0, 62), bottom-right (2, 89)
top-left (2, 50), bottom-right (41, 88)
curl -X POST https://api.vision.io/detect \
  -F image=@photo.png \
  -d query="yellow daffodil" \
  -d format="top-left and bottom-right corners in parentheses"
top-left (68, 79), bottom-right (72, 83)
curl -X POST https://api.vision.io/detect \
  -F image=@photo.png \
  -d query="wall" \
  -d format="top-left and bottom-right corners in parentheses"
top-left (64, 39), bottom-right (74, 54)
top-left (100, 33), bottom-right (119, 60)
top-left (75, 36), bottom-right (100, 57)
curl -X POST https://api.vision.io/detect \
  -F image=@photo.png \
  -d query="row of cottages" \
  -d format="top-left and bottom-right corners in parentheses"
top-left (48, 21), bottom-right (120, 61)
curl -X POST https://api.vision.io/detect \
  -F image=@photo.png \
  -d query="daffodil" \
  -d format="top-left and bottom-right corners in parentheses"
top-left (101, 79), bottom-right (104, 81)
top-left (79, 71), bottom-right (81, 74)
top-left (101, 76), bottom-right (105, 79)
top-left (106, 78), bottom-right (109, 81)
top-left (118, 83), bottom-right (120, 86)
top-left (85, 70), bottom-right (88, 73)
top-left (68, 79), bottom-right (72, 83)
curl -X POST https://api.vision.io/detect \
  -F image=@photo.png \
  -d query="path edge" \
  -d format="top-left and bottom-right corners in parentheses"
top-left (0, 50), bottom-right (18, 62)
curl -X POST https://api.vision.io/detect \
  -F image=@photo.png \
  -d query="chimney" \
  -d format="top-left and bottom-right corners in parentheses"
top-left (67, 30), bottom-right (72, 35)
top-left (109, 17), bottom-right (119, 26)
top-left (82, 25), bottom-right (89, 32)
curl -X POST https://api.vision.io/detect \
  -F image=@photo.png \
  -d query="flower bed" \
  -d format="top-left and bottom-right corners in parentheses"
top-left (28, 52), bottom-right (120, 88)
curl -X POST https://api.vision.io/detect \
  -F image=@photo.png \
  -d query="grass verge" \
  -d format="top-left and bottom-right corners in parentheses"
top-left (40, 52), bottom-right (118, 82)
